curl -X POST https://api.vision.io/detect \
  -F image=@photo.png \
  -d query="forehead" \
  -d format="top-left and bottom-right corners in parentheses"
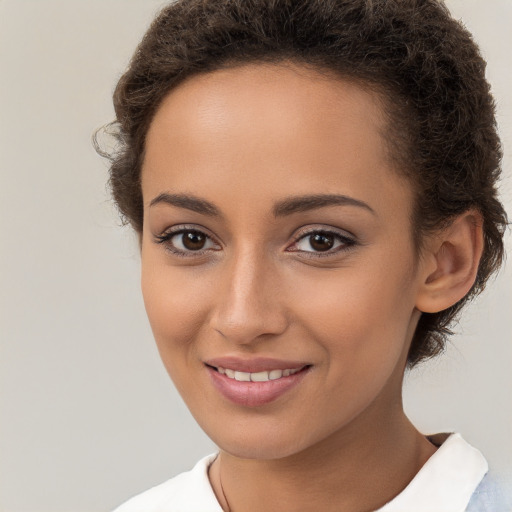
top-left (142, 62), bottom-right (412, 223)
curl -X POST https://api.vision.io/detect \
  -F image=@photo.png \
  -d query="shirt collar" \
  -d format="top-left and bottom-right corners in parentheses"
top-left (376, 433), bottom-right (488, 512)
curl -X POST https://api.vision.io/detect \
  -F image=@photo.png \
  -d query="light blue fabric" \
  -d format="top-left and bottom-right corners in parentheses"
top-left (465, 473), bottom-right (512, 511)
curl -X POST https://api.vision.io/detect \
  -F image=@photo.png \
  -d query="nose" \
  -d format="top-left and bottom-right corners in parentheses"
top-left (209, 248), bottom-right (289, 345)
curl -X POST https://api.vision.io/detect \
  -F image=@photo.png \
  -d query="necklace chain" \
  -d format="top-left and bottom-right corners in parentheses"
top-left (218, 462), bottom-right (232, 512)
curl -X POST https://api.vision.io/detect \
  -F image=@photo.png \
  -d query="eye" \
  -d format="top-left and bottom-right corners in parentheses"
top-left (154, 227), bottom-right (220, 256)
top-left (289, 229), bottom-right (356, 256)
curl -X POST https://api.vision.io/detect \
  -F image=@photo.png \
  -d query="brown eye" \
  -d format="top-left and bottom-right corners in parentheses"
top-left (181, 231), bottom-right (207, 250)
top-left (309, 233), bottom-right (335, 252)
top-left (155, 228), bottom-right (219, 255)
top-left (290, 229), bottom-right (355, 256)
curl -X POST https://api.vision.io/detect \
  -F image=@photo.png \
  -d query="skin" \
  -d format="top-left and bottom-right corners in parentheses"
top-left (140, 62), bottom-right (483, 512)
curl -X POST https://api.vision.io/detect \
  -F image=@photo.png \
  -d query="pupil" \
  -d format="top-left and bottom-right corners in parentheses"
top-left (183, 231), bottom-right (206, 250)
top-left (310, 233), bottom-right (334, 251)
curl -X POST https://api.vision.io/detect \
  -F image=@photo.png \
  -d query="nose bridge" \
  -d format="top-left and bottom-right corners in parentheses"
top-left (210, 245), bottom-right (287, 344)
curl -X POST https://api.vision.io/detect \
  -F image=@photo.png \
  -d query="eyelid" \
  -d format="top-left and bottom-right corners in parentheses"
top-left (153, 224), bottom-right (222, 257)
top-left (291, 224), bottom-right (356, 240)
top-left (153, 223), bottom-right (357, 259)
top-left (286, 226), bottom-right (357, 256)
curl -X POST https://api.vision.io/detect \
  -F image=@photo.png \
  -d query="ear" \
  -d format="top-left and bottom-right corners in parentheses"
top-left (415, 210), bottom-right (484, 314)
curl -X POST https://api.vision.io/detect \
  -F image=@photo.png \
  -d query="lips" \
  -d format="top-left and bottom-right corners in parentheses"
top-left (204, 357), bottom-right (311, 407)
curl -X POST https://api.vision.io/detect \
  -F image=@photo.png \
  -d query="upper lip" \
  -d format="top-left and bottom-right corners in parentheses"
top-left (204, 356), bottom-right (310, 373)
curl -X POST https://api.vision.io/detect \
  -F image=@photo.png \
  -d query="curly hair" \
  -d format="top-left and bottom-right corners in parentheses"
top-left (96, 0), bottom-right (508, 367)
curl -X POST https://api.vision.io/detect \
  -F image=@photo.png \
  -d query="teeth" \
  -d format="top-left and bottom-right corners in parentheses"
top-left (251, 371), bottom-right (270, 382)
top-left (216, 366), bottom-right (303, 382)
top-left (234, 371), bottom-right (251, 382)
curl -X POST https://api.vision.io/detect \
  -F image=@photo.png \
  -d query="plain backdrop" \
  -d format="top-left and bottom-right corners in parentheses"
top-left (0, 1), bottom-right (511, 511)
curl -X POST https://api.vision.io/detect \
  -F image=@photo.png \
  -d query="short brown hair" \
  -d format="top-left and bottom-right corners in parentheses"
top-left (96, 0), bottom-right (508, 366)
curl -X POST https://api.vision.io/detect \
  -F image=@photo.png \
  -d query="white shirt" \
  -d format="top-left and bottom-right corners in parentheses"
top-left (113, 433), bottom-right (491, 512)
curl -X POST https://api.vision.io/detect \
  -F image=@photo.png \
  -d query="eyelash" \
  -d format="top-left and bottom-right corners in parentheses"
top-left (154, 225), bottom-right (357, 258)
top-left (288, 228), bottom-right (357, 258)
top-left (154, 225), bottom-right (220, 258)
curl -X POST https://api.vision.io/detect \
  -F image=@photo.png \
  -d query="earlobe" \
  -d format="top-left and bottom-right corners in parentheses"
top-left (415, 211), bottom-right (484, 314)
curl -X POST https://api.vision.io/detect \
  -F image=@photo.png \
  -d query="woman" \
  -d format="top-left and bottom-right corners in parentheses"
top-left (97, 0), bottom-right (509, 510)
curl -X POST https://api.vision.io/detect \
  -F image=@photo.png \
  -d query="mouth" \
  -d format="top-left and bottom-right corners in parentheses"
top-left (204, 358), bottom-right (312, 407)
top-left (206, 364), bottom-right (308, 382)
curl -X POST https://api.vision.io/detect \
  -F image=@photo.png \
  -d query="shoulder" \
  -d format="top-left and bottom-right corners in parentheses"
top-left (112, 453), bottom-right (223, 512)
top-left (465, 472), bottom-right (512, 512)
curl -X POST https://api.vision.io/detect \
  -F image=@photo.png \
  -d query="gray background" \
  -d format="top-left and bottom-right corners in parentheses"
top-left (0, 1), bottom-right (510, 511)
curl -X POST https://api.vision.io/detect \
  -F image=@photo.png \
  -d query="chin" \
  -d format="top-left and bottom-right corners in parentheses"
top-left (202, 419), bottom-right (319, 461)
top-left (220, 438), bottom-right (304, 460)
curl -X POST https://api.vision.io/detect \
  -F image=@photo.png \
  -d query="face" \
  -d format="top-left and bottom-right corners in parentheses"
top-left (141, 63), bottom-right (424, 460)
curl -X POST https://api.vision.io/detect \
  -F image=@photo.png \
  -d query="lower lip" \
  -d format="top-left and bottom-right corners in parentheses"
top-left (206, 366), bottom-right (310, 407)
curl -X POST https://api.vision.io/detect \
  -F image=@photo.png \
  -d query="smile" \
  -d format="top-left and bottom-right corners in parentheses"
top-left (214, 366), bottom-right (304, 382)
top-left (205, 360), bottom-right (311, 407)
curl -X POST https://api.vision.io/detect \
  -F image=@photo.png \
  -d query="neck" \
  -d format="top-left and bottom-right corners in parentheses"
top-left (209, 403), bottom-right (436, 512)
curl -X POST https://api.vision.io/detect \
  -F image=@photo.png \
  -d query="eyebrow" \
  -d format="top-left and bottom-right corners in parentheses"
top-left (149, 192), bottom-right (375, 217)
top-left (149, 193), bottom-right (222, 217)
top-left (272, 194), bottom-right (376, 217)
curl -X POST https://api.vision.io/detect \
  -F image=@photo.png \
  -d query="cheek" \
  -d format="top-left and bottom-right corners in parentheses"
top-left (291, 269), bottom-right (415, 428)
top-left (140, 259), bottom-right (222, 410)
top-left (140, 257), bottom-right (212, 361)
top-left (291, 259), bottom-right (416, 374)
